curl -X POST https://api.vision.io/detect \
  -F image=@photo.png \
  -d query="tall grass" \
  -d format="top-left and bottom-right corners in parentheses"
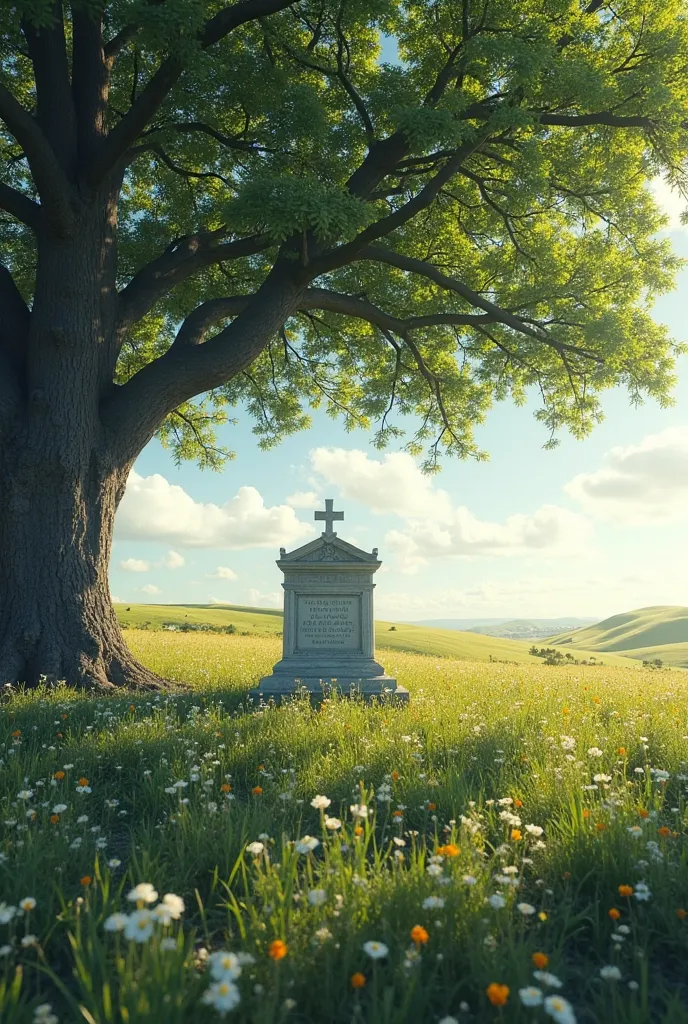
top-left (0, 632), bottom-right (686, 1022)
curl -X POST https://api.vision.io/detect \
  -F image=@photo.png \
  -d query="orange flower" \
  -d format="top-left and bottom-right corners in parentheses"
top-left (676, 908), bottom-right (687, 920)
top-left (257, 764), bottom-right (265, 771)
top-left (252, 786), bottom-right (263, 796)
top-left (437, 844), bottom-right (460, 857)
top-left (486, 983), bottom-right (510, 1006)
top-left (658, 826), bottom-right (672, 838)
top-left (54, 771), bottom-right (65, 781)
top-left (532, 952), bottom-right (548, 969)
top-left (50, 814), bottom-right (59, 825)
top-left (268, 939), bottom-right (288, 960)
top-left (618, 885), bottom-right (633, 897)
top-left (582, 809), bottom-right (590, 818)
top-left (616, 747), bottom-right (627, 756)
top-left (393, 809), bottom-right (404, 818)
top-left (80, 875), bottom-right (92, 886)
top-left (410, 925), bottom-right (429, 946)
top-left (350, 972), bottom-right (366, 989)
top-left (61, 714), bottom-right (68, 720)
top-left (354, 825), bottom-right (363, 837)
top-left (427, 802), bottom-right (437, 812)
top-left (513, 798), bottom-right (523, 808)
top-left (77, 777), bottom-right (89, 787)
top-left (511, 829), bottom-right (522, 841)
top-left (562, 708), bottom-right (569, 714)
top-left (608, 908), bottom-right (621, 920)
top-left (129, 704), bottom-right (136, 712)
top-left (220, 783), bottom-right (231, 793)
top-left (596, 822), bottom-right (606, 832)
top-left (637, 808), bottom-right (649, 819)
top-left (593, 697), bottom-right (601, 704)
top-left (56, 732), bottom-right (63, 739)
top-left (391, 771), bottom-right (400, 782)
top-left (11, 730), bottom-right (20, 738)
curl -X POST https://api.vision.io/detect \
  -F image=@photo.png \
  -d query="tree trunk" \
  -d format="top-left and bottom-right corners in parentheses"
top-left (0, 196), bottom-right (165, 690)
top-left (0, 439), bottom-right (163, 690)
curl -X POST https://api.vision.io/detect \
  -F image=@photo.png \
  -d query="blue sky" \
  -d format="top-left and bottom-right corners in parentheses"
top-left (110, 187), bottom-right (688, 622)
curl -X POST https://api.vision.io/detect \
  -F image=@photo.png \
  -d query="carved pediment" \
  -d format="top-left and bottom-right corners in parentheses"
top-left (279, 533), bottom-right (379, 566)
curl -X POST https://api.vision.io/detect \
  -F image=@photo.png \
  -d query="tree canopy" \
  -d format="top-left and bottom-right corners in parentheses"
top-left (2, 0), bottom-right (688, 471)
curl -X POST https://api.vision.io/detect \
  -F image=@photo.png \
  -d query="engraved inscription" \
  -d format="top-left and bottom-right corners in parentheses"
top-left (296, 595), bottom-right (361, 649)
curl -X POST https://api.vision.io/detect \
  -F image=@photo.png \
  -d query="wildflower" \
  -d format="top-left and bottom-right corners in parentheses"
top-left (325, 816), bottom-right (341, 830)
top-left (311, 795), bottom-right (331, 810)
top-left (202, 980), bottom-right (241, 1014)
top-left (154, 893), bottom-right (185, 923)
top-left (295, 835), bottom-right (319, 854)
top-left (52, 804), bottom-right (68, 814)
top-left (511, 829), bottom-right (522, 841)
top-left (208, 951), bottom-right (242, 980)
top-left (517, 902), bottom-right (536, 916)
top-left (350, 972), bottom-right (366, 989)
top-left (19, 897), bottom-right (36, 912)
top-left (33, 1005), bottom-right (59, 1024)
top-left (268, 939), bottom-right (288, 960)
top-left (391, 771), bottom-right (400, 782)
top-left (50, 815), bottom-right (60, 824)
top-left (627, 826), bottom-right (643, 838)
top-left (0, 945), bottom-right (11, 957)
top-left (608, 908), bottom-right (621, 920)
top-left (533, 971), bottom-right (563, 989)
top-left (544, 994), bottom-right (577, 1023)
top-left (596, 822), bottom-right (606, 832)
top-left (17, 790), bottom-right (33, 801)
top-left (314, 927), bottom-right (333, 943)
top-left (252, 786), bottom-right (263, 796)
top-left (363, 940), bottom-right (388, 959)
top-left (422, 896), bottom-right (445, 910)
top-left (618, 885), bottom-right (633, 898)
top-left (520, 987), bottom-right (544, 1007)
top-left (127, 882), bottom-right (158, 905)
top-left (53, 771), bottom-right (65, 781)
top-left (436, 843), bottom-right (460, 857)
top-left (246, 841), bottom-right (264, 856)
top-left (308, 889), bottom-right (327, 907)
top-left (104, 913), bottom-right (128, 932)
top-left (108, 858), bottom-right (121, 869)
top-left (525, 824), bottom-right (544, 836)
top-left (462, 875), bottom-right (477, 886)
top-left (80, 876), bottom-right (91, 887)
top-left (438, 1018), bottom-right (459, 1024)
top-left (486, 983), bottom-right (510, 1006)
top-left (658, 826), bottom-right (672, 838)
top-left (21, 935), bottom-right (37, 947)
top-left (410, 925), bottom-right (429, 946)
top-left (616, 748), bottom-right (626, 756)
top-left (676, 908), bottom-right (687, 919)
top-left (488, 894), bottom-right (506, 909)
top-left (600, 965), bottom-right (622, 981)
top-left (532, 952), bottom-right (549, 969)
top-left (538, 912), bottom-right (548, 921)
top-left (560, 736), bottom-right (576, 751)
top-left (124, 910), bottom-right (154, 943)
top-left (634, 882), bottom-right (651, 902)
top-left (350, 804), bottom-right (368, 819)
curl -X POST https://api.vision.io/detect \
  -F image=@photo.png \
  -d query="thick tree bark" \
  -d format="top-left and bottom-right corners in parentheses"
top-left (0, 195), bottom-right (165, 690)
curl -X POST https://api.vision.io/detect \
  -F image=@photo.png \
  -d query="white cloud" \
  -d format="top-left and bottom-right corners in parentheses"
top-left (310, 446), bottom-right (591, 567)
top-left (208, 566), bottom-right (239, 580)
top-left (163, 550), bottom-right (185, 569)
top-left (650, 176), bottom-right (687, 232)
top-left (248, 588), bottom-right (282, 608)
top-left (111, 595), bottom-right (123, 604)
top-left (116, 472), bottom-right (314, 549)
top-left (565, 426), bottom-right (688, 524)
top-left (286, 490), bottom-right (319, 508)
top-left (119, 558), bottom-right (150, 573)
top-left (140, 584), bottom-right (161, 595)
top-left (311, 447), bottom-right (452, 519)
top-left (386, 505), bottom-right (592, 571)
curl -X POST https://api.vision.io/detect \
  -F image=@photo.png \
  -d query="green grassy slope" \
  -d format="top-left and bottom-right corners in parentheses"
top-left (548, 605), bottom-right (688, 665)
top-left (114, 603), bottom-right (633, 666)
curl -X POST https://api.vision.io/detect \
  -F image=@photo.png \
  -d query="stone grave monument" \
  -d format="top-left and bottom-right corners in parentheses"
top-left (251, 499), bottom-right (408, 703)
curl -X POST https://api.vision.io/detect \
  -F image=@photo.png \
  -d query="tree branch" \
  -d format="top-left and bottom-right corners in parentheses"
top-left (0, 262), bottom-right (30, 369)
top-left (72, 6), bottom-right (110, 159)
top-left (116, 231), bottom-right (272, 335)
top-left (0, 183), bottom-right (42, 231)
top-left (85, 0), bottom-right (297, 189)
top-left (0, 85), bottom-right (75, 236)
top-left (21, 3), bottom-right (77, 172)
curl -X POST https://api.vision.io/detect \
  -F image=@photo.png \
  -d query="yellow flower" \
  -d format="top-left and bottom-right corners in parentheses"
top-left (511, 829), bottom-right (522, 841)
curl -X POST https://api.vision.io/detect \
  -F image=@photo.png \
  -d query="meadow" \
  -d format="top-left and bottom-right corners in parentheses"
top-left (1, 631), bottom-right (687, 1023)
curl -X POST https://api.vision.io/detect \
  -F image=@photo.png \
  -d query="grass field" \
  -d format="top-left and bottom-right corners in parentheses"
top-left (549, 607), bottom-right (688, 667)
top-left (114, 603), bottom-right (635, 668)
top-left (0, 631), bottom-right (686, 1023)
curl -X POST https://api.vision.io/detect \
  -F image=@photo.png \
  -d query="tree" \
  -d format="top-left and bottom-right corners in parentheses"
top-left (0, 0), bottom-right (687, 689)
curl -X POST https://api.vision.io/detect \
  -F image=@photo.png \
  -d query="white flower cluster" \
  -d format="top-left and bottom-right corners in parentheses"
top-left (104, 883), bottom-right (185, 942)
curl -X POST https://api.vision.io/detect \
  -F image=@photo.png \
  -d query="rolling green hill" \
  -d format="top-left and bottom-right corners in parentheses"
top-left (548, 605), bottom-right (688, 666)
top-left (114, 603), bottom-right (633, 667)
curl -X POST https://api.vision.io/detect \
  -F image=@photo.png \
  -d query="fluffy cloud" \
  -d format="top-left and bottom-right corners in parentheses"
top-left (163, 550), bottom-right (185, 569)
top-left (140, 584), bottom-right (161, 595)
top-left (208, 566), bottom-right (238, 580)
top-left (248, 588), bottom-right (282, 607)
top-left (386, 505), bottom-right (592, 571)
top-left (119, 558), bottom-right (150, 573)
top-left (310, 446), bottom-right (591, 567)
top-left (565, 427), bottom-right (688, 524)
top-left (117, 472), bottom-right (313, 548)
top-left (286, 490), bottom-right (320, 509)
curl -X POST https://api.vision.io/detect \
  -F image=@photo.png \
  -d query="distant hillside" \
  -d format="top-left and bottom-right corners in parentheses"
top-left (411, 616), bottom-right (596, 639)
top-left (548, 606), bottom-right (688, 667)
top-left (114, 604), bottom-right (631, 667)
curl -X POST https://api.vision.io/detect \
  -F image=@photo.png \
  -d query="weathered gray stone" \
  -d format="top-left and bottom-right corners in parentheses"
top-left (250, 499), bottom-right (408, 704)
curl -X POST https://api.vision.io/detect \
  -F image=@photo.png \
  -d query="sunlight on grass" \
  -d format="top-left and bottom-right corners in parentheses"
top-left (0, 632), bottom-right (686, 1022)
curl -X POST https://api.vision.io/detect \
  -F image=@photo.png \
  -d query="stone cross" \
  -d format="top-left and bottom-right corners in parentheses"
top-left (314, 498), bottom-right (344, 538)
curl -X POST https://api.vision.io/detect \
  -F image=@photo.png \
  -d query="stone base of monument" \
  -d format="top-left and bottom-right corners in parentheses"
top-left (250, 656), bottom-right (409, 705)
